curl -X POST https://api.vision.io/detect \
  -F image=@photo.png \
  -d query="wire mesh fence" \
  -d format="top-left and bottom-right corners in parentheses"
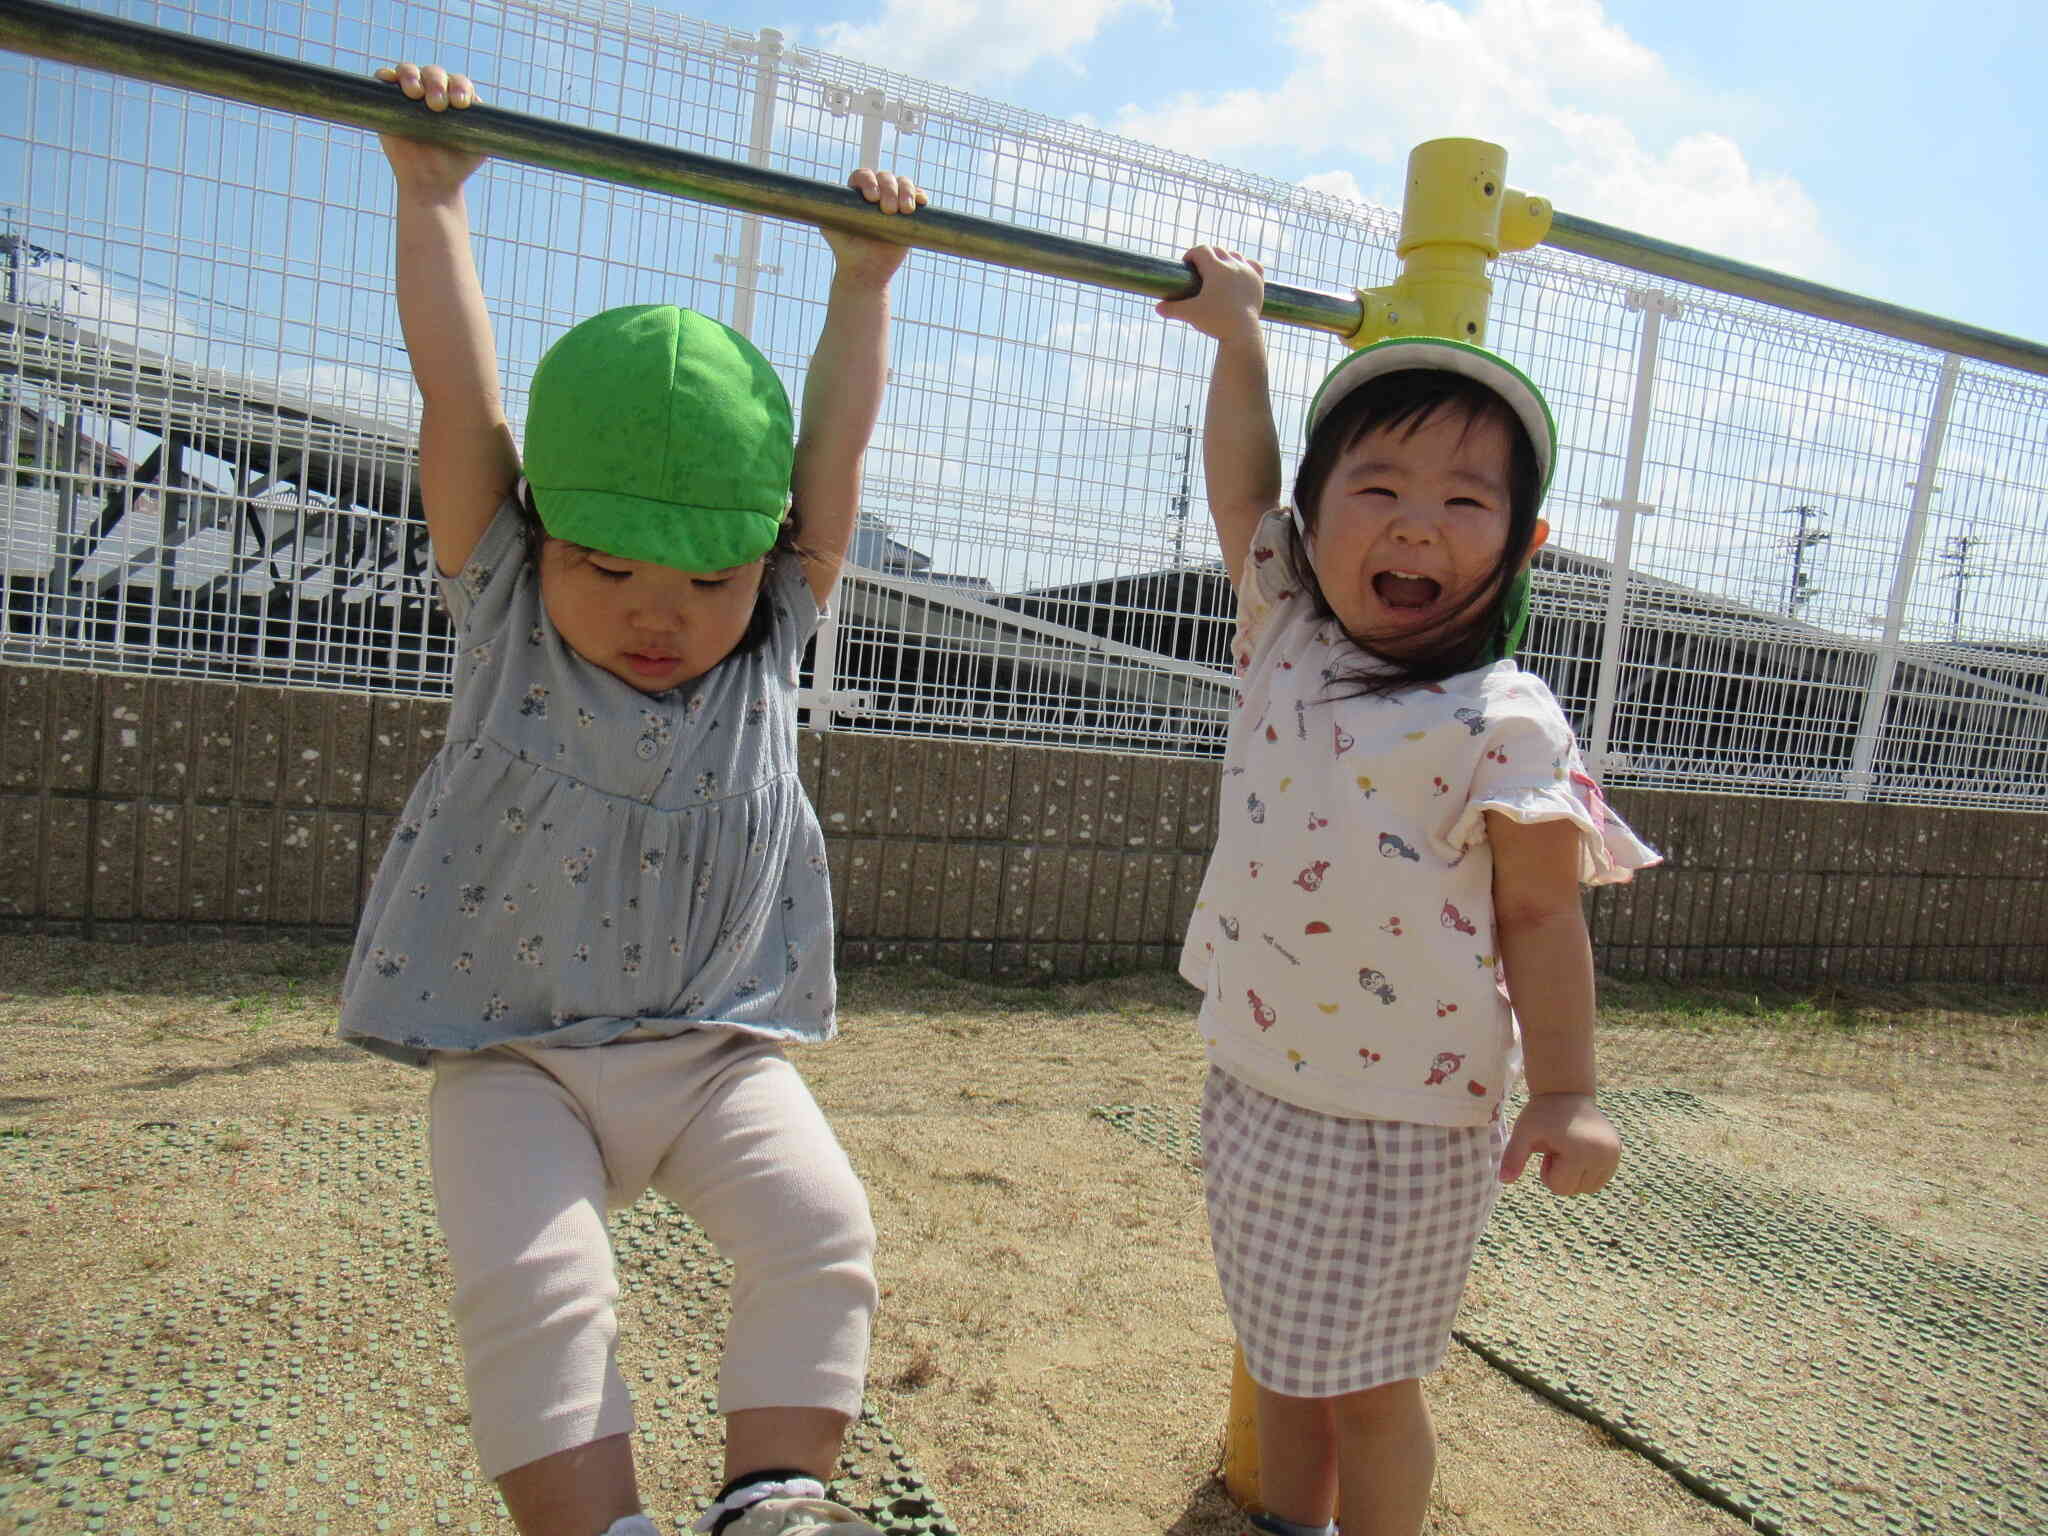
top-left (2, 0), bottom-right (2044, 806)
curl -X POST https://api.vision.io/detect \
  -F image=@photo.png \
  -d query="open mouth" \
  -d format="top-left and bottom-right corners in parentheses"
top-left (1372, 570), bottom-right (1443, 610)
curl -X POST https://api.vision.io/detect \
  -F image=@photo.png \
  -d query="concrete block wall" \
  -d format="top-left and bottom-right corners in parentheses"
top-left (3, 662), bottom-right (2045, 984)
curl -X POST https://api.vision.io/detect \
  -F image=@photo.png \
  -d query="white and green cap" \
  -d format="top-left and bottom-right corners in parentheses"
top-left (1306, 335), bottom-right (1556, 493)
top-left (1303, 335), bottom-right (1557, 662)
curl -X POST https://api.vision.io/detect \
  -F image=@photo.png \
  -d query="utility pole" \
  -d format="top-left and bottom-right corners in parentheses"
top-left (1772, 502), bottom-right (1828, 615)
top-left (1938, 529), bottom-right (1979, 640)
top-left (1170, 405), bottom-right (1193, 568)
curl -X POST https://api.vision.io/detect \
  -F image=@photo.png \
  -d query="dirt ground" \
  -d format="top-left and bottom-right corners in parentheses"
top-left (1, 936), bottom-right (2043, 1536)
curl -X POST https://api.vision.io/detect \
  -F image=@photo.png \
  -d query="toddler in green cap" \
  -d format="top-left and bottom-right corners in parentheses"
top-left (1159, 246), bottom-right (1658, 1536)
top-left (340, 61), bottom-right (927, 1536)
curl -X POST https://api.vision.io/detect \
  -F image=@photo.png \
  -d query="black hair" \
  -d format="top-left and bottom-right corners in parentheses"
top-left (514, 478), bottom-right (802, 664)
top-left (1289, 368), bottom-right (1543, 699)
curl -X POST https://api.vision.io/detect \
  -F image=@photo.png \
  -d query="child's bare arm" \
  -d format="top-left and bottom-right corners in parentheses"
top-left (792, 169), bottom-right (927, 606)
top-left (1157, 246), bottom-right (1281, 588)
top-left (376, 63), bottom-right (519, 577)
top-left (1487, 811), bottom-right (1622, 1197)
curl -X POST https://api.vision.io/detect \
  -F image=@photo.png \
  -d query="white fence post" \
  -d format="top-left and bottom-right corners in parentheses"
top-left (1587, 288), bottom-right (1682, 772)
top-left (1844, 354), bottom-right (1963, 802)
top-left (720, 28), bottom-right (794, 340)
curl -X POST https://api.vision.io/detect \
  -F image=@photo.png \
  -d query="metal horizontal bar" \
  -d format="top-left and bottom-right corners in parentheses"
top-left (5, 0), bottom-right (2042, 378)
top-left (1546, 211), bottom-right (2048, 378)
top-left (0, 0), bottom-right (1364, 335)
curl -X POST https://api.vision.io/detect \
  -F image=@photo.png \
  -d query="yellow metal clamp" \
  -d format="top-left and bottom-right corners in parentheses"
top-left (1346, 137), bottom-right (1552, 349)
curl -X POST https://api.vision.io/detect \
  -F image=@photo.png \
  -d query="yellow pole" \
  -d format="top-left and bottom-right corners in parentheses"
top-left (1218, 135), bottom-right (1551, 1516)
top-left (1222, 1346), bottom-right (1262, 1509)
top-left (1345, 137), bottom-right (1552, 350)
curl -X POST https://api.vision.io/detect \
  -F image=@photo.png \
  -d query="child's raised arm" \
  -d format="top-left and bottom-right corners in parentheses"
top-left (376, 63), bottom-right (519, 577)
top-left (1157, 246), bottom-right (1281, 588)
top-left (791, 168), bottom-right (928, 606)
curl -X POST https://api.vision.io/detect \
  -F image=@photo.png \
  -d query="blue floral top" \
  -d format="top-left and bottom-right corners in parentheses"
top-left (339, 502), bottom-right (836, 1066)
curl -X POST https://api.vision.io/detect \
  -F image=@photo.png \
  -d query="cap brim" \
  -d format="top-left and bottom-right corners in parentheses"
top-left (536, 488), bottom-right (784, 571)
top-left (1307, 337), bottom-right (1555, 492)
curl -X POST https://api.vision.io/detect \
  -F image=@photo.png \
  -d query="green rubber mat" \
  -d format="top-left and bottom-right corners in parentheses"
top-left (0, 1119), bottom-right (956, 1536)
top-left (1093, 1090), bottom-right (2048, 1536)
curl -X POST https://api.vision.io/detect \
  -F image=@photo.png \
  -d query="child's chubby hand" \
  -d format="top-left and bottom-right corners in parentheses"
top-left (1156, 244), bottom-right (1266, 345)
top-left (1499, 1091), bottom-right (1621, 1197)
top-left (374, 63), bottom-right (486, 197)
top-left (822, 168), bottom-right (930, 288)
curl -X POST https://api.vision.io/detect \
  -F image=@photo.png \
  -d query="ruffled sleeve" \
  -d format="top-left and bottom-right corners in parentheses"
top-left (765, 550), bottom-right (827, 672)
top-left (1435, 674), bottom-right (1661, 887)
top-left (436, 497), bottom-right (528, 633)
top-left (1233, 509), bottom-right (1308, 659)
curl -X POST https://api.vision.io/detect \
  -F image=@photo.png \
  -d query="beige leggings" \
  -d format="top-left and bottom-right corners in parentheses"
top-left (428, 1028), bottom-right (877, 1478)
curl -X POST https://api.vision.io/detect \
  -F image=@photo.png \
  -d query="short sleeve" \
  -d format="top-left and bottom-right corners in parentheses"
top-left (1233, 509), bottom-right (1307, 659)
top-left (436, 498), bottom-right (528, 633)
top-left (1435, 679), bottom-right (1661, 887)
top-left (767, 552), bottom-right (827, 666)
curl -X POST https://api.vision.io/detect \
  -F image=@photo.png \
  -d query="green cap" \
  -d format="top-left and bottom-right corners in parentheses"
top-left (1305, 336), bottom-right (1556, 662)
top-left (522, 304), bottom-right (793, 572)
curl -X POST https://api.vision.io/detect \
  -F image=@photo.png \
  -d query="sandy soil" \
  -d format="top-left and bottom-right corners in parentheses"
top-left (1, 937), bottom-right (2041, 1535)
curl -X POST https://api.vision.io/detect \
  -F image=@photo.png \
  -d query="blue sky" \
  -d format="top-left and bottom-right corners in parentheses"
top-left (662, 0), bottom-right (2045, 347)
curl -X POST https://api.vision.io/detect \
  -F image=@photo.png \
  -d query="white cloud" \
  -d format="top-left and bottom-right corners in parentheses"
top-left (818, 0), bottom-right (1172, 88)
top-left (1299, 169), bottom-right (1365, 205)
top-left (273, 364), bottom-right (419, 430)
top-left (22, 260), bottom-right (200, 360)
top-left (1109, 0), bottom-right (1834, 277)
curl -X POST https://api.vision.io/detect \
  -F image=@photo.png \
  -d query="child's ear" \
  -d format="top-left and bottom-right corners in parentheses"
top-left (1520, 517), bottom-right (1551, 566)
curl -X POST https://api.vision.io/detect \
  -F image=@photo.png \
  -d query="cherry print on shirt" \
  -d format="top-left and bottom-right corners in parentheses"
top-left (1485, 744), bottom-right (1508, 765)
top-left (1435, 999), bottom-right (1460, 1018)
top-left (1441, 900), bottom-right (1478, 935)
top-left (1425, 1050), bottom-right (1465, 1086)
top-left (1306, 809), bottom-right (1329, 830)
top-left (1378, 833), bottom-right (1421, 862)
top-left (1358, 1047), bottom-right (1382, 1067)
top-left (1248, 988), bottom-right (1277, 1029)
top-left (1380, 915), bottom-right (1404, 936)
top-left (1431, 776), bottom-right (1451, 796)
top-left (1294, 859), bottom-right (1331, 892)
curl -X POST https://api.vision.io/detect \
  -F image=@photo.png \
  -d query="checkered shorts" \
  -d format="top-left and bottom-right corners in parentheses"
top-left (1201, 1066), bottom-right (1506, 1397)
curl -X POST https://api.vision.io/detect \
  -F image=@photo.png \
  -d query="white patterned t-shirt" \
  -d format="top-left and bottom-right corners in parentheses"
top-left (1177, 511), bottom-right (1658, 1126)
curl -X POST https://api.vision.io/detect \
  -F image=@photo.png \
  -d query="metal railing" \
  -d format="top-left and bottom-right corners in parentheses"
top-left (2, 0), bottom-right (2045, 806)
